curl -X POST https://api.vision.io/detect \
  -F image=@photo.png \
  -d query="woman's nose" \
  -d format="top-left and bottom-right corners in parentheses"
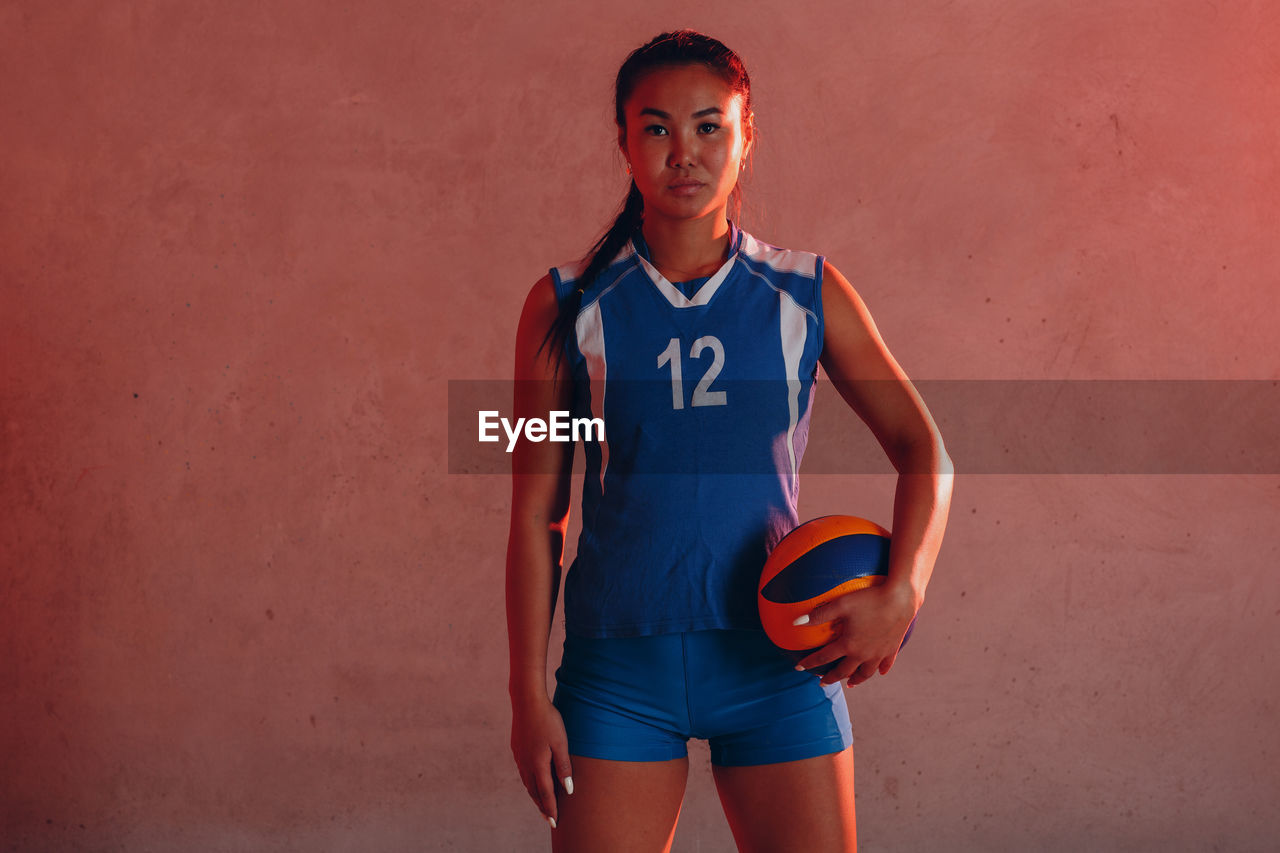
top-left (668, 135), bottom-right (694, 168)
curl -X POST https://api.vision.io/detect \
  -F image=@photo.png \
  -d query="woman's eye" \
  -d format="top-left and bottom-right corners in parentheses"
top-left (699, 123), bottom-right (720, 134)
top-left (645, 125), bottom-right (668, 136)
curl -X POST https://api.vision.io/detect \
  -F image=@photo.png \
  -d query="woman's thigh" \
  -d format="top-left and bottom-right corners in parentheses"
top-left (711, 746), bottom-right (857, 853)
top-left (552, 755), bottom-right (689, 853)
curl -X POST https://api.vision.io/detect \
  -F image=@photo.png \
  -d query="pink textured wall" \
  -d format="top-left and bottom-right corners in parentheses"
top-left (3, 2), bottom-right (1278, 851)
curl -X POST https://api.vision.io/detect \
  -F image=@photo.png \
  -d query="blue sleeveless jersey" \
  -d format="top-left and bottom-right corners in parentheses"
top-left (549, 221), bottom-right (826, 638)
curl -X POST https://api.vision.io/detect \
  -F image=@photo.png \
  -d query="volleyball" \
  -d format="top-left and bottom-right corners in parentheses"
top-left (759, 515), bottom-right (916, 655)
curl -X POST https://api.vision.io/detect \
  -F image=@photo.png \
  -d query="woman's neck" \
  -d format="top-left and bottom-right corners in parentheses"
top-left (641, 212), bottom-right (732, 282)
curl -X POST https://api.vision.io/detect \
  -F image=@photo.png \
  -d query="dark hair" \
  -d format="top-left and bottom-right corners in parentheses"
top-left (538, 29), bottom-right (753, 370)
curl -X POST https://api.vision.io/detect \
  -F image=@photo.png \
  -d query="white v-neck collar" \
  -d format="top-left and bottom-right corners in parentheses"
top-left (629, 221), bottom-right (742, 309)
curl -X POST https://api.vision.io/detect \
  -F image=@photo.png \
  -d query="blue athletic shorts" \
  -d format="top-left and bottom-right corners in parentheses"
top-left (551, 628), bottom-right (853, 767)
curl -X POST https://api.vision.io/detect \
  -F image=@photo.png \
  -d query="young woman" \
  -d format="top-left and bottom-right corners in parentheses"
top-left (506, 30), bottom-right (952, 852)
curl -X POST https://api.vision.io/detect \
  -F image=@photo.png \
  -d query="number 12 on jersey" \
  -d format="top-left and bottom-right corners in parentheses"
top-left (657, 336), bottom-right (727, 410)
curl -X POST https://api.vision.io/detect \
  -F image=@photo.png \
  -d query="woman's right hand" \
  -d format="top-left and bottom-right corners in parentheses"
top-left (510, 693), bottom-right (575, 829)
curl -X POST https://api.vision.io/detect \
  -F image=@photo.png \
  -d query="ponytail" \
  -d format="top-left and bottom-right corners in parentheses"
top-left (538, 180), bottom-right (644, 374)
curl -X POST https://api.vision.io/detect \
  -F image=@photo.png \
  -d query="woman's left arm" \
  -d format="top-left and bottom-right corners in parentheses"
top-left (795, 259), bottom-right (955, 688)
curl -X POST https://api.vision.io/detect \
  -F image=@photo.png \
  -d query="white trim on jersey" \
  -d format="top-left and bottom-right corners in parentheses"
top-left (632, 242), bottom-right (739, 309)
top-left (736, 235), bottom-right (819, 492)
top-left (778, 292), bottom-right (808, 492)
top-left (575, 300), bottom-right (609, 493)
top-left (740, 232), bottom-right (819, 276)
top-left (742, 265), bottom-right (821, 327)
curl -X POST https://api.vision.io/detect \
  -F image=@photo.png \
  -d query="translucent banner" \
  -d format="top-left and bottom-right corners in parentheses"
top-left (448, 380), bottom-right (1280, 475)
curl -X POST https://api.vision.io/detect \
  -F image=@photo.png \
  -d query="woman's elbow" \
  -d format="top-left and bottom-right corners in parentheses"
top-left (888, 431), bottom-right (953, 477)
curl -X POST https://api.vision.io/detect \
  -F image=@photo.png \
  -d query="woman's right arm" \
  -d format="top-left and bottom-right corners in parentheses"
top-left (506, 273), bottom-right (576, 830)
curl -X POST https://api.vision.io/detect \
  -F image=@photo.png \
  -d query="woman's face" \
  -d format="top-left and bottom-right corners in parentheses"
top-left (618, 63), bottom-right (753, 226)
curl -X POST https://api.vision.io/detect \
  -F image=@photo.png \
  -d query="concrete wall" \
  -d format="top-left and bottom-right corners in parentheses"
top-left (3, 1), bottom-right (1277, 850)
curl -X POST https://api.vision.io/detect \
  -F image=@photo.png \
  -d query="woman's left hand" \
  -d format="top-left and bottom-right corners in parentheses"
top-left (792, 582), bottom-right (920, 687)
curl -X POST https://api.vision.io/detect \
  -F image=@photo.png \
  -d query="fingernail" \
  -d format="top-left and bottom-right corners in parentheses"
top-left (792, 615), bottom-right (810, 626)
top-left (547, 816), bottom-right (557, 829)
top-left (563, 776), bottom-right (574, 795)
top-left (794, 664), bottom-right (805, 671)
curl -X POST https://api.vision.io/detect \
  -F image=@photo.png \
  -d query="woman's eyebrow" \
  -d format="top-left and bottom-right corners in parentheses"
top-left (638, 106), bottom-right (725, 119)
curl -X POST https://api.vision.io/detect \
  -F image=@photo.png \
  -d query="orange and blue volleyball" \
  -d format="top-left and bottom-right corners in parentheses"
top-left (759, 515), bottom-right (916, 654)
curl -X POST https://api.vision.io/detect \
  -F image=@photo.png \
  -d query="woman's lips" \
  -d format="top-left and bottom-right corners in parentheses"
top-left (668, 181), bottom-right (705, 196)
